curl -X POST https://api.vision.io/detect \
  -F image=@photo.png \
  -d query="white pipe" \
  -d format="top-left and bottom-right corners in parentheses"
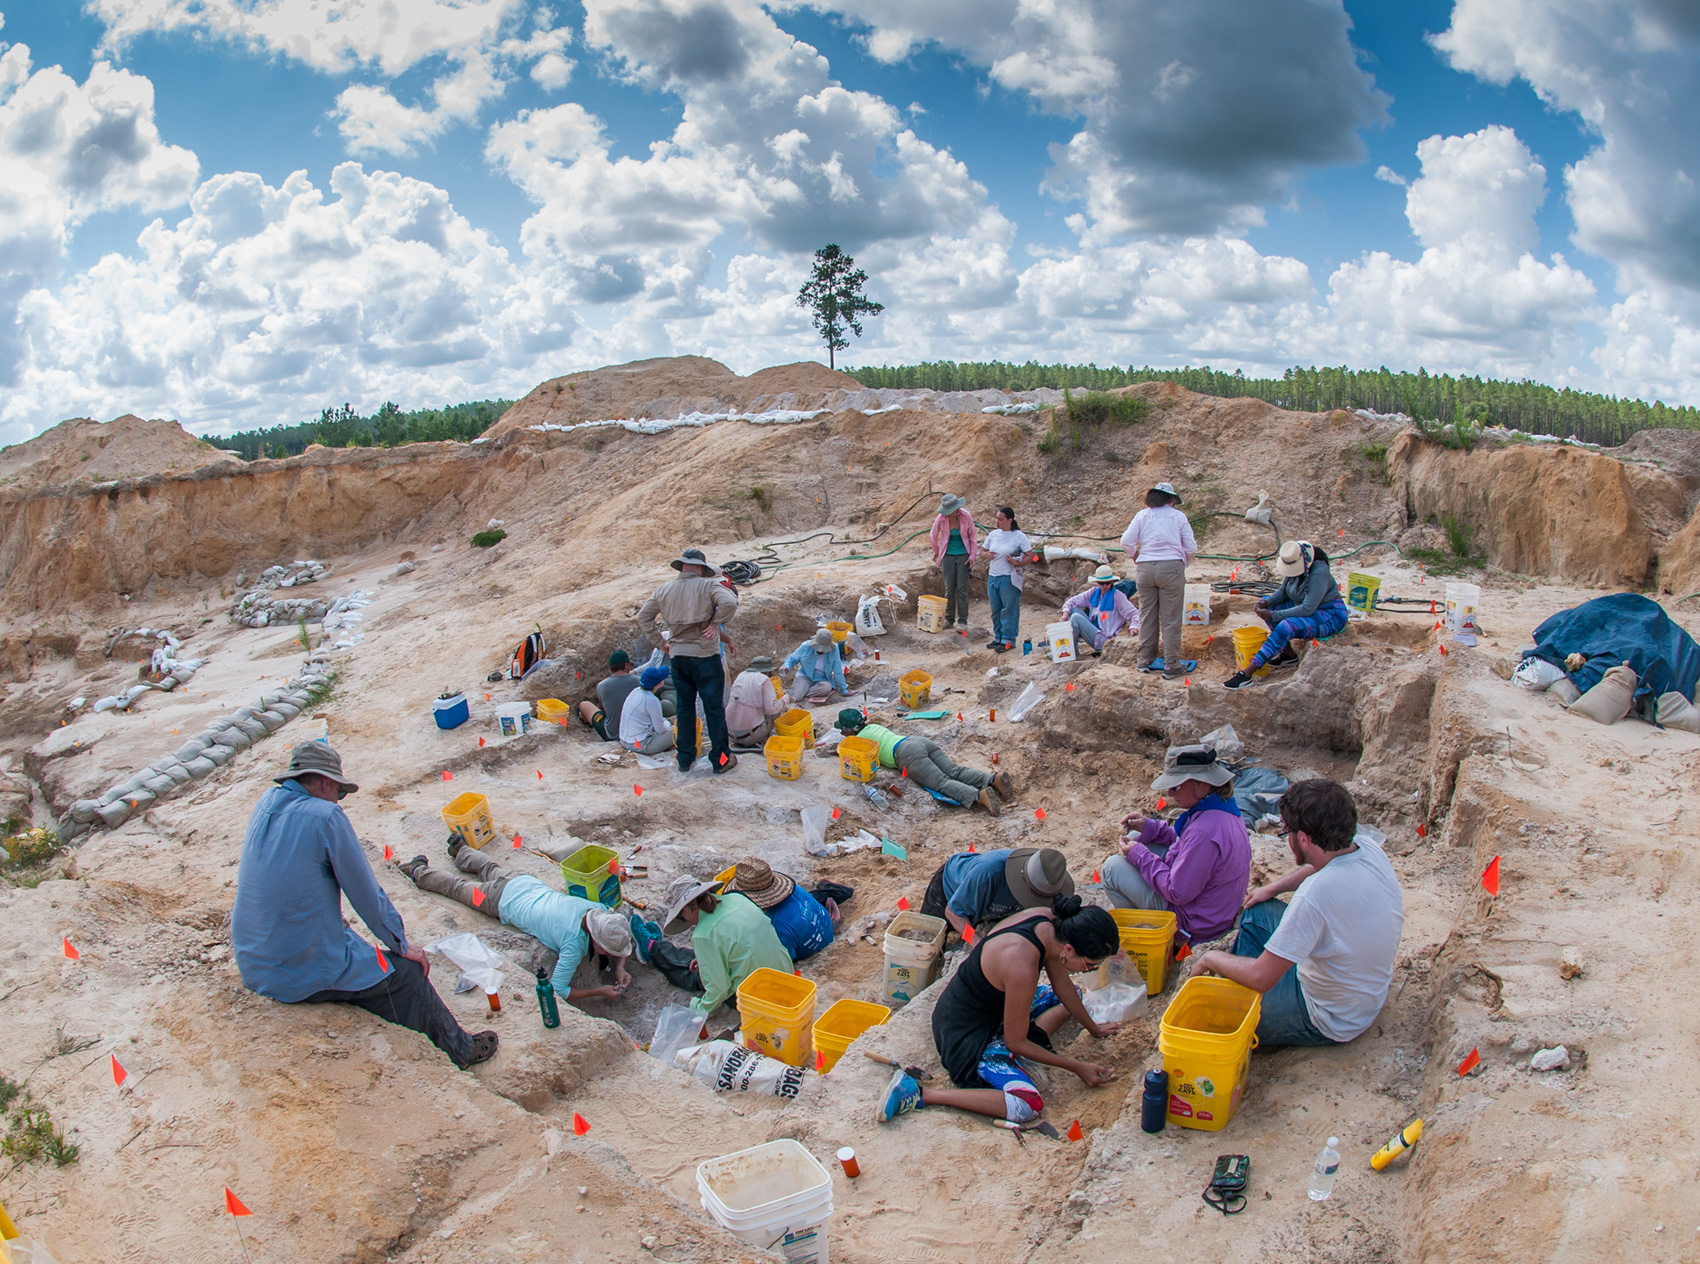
top-left (1043, 546), bottom-right (1109, 565)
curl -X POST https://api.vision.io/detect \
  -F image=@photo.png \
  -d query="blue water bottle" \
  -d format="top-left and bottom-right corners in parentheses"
top-left (1141, 1069), bottom-right (1169, 1133)
top-left (1021, 638), bottom-right (1032, 656)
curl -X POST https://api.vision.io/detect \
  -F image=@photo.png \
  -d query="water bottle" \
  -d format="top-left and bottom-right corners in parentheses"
top-left (535, 969), bottom-right (560, 1029)
top-left (1140, 1069), bottom-right (1168, 1133)
top-left (1308, 1137), bottom-right (1341, 1200)
top-left (864, 784), bottom-right (890, 810)
top-left (1022, 639), bottom-right (1032, 656)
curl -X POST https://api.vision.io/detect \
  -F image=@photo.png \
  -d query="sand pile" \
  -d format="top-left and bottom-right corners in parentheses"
top-left (0, 414), bottom-right (239, 495)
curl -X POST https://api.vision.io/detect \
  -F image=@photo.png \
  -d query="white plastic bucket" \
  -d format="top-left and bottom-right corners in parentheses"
top-left (1445, 582), bottom-right (1481, 635)
top-left (1046, 621), bottom-right (1076, 663)
top-left (883, 911), bottom-right (946, 1007)
top-left (698, 1139), bottom-right (833, 1260)
top-left (1183, 583), bottom-right (1210, 626)
top-left (495, 702), bottom-right (533, 738)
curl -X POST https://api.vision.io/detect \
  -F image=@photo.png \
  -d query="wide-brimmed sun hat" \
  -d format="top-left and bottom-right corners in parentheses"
top-left (1090, 564), bottom-right (1120, 584)
top-left (274, 741), bottom-right (358, 794)
top-left (1275, 540), bottom-right (1311, 579)
top-left (1004, 847), bottom-right (1074, 908)
top-left (1150, 744), bottom-right (1234, 792)
top-left (1149, 481), bottom-right (1183, 504)
top-left (748, 655), bottom-right (775, 673)
top-left (669, 547), bottom-right (721, 576)
top-left (810, 627), bottom-right (835, 652)
top-left (584, 908), bottom-right (634, 957)
top-left (938, 494), bottom-right (967, 515)
top-left (730, 858), bottom-right (796, 910)
top-left (661, 874), bottom-right (722, 934)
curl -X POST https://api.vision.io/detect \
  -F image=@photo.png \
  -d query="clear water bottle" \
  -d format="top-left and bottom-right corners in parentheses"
top-left (1308, 1137), bottom-right (1341, 1200)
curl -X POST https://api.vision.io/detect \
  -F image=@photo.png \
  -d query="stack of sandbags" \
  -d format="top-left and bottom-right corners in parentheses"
top-left (1566, 663), bottom-right (1637, 724)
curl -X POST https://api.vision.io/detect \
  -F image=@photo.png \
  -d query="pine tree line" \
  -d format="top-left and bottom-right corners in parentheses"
top-left (218, 398), bottom-right (514, 460)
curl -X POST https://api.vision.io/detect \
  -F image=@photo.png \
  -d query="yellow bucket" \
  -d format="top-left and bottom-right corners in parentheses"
top-left (1230, 626), bottom-right (1270, 678)
top-left (737, 968), bottom-right (817, 1067)
top-left (764, 734), bottom-right (805, 781)
top-left (441, 792), bottom-right (496, 850)
top-left (899, 669), bottom-right (932, 709)
top-left (812, 998), bottom-right (890, 1072)
top-left (673, 715), bottom-right (706, 748)
top-left (825, 620), bottom-right (854, 643)
top-left (1158, 977), bottom-right (1261, 1131)
top-left (1345, 571), bottom-right (1381, 613)
top-left (775, 707), bottom-right (815, 750)
top-left (838, 734), bottom-right (878, 783)
top-left (917, 594), bottom-right (948, 633)
top-left (1096, 909), bottom-right (1176, 995)
top-left (535, 697), bottom-right (572, 726)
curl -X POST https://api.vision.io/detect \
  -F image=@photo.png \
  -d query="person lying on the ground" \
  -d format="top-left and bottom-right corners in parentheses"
top-left (1225, 541), bottom-right (1349, 689)
top-left (1102, 744), bottom-right (1251, 945)
top-left (728, 859), bottom-right (842, 961)
top-left (578, 649), bottom-right (639, 740)
top-left (637, 547), bottom-right (740, 774)
top-left (401, 841), bottom-right (634, 1005)
top-left (877, 895), bottom-right (1121, 1125)
top-left (232, 744), bottom-right (497, 1070)
top-left (1061, 564), bottom-right (1139, 658)
top-left (661, 875), bottom-right (795, 1016)
top-left (834, 709), bottom-right (1012, 816)
top-left (782, 628), bottom-right (848, 703)
top-left (726, 655), bottom-right (790, 749)
top-left (918, 845), bottom-right (1072, 940)
top-left (1186, 778), bottom-right (1404, 1047)
top-left (619, 666), bottom-right (676, 755)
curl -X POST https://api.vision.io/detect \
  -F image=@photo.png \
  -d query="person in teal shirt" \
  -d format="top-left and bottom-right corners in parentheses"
top-left (660, 876), bottom-right (793, 1016)
top-left (402, 842), bottom-right (634, 1004)
top-left (836, 709), bottom-right (1012, 814)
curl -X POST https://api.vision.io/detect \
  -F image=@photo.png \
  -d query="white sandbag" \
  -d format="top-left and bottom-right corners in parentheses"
top-left (854, 594), bottom-right (888, 637)
top-left (1548, 677), bottom-right (1581, 706)
top-left (673, 1041), bottom-right (806, 1097)
top-left (1655, 691), bottom-right (1700, 733)
top-left (1513, 657), bottom-right (1568, 691)
top-left (1566, 664), bottom-right (1637, 724)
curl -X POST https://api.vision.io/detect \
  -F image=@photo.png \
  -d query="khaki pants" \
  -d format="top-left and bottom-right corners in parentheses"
top-left (729, 717), bottom-right (776, 749)
top-left (1135, 559), bottom-right (1186, 671)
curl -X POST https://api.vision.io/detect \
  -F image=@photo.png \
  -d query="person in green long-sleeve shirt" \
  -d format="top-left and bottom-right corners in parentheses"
top-left (660, 875), bottom-right (793, 1015)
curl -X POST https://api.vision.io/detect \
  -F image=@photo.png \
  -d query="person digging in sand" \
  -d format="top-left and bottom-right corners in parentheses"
top-left (726, 655), bottom-right (790, 749)
top-left (401, 841), bottom-right (635, 1009)
top-left (878, 894), bottom-right (1121, 1125)
top-left (834, 709), bottom-right (1013, 814)
top-left (728, 858), bottom-right (845, 961)
top-left (782, 627), bottom-right (848, 704)
top-left (577, 649), bottom-right (640, 740)
top-left (919, 846), bottom-right (1074, 941)
top-left (661, 875), bottom-right (793, 1017)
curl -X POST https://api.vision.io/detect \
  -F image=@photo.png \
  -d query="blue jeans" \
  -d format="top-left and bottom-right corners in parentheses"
top-left (1232, 900), bottom-right (1333, 1047)
top-left (1249, 599), bottom-right (1349, 671)
top-left (1069, 611), bottom-right (1104, 653)
top-left (987, 574), bottom-right (1020, 645)
top-left (669, 654), bottom-right (729, 770)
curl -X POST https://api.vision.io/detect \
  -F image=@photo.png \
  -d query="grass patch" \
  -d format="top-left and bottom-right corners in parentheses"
top-left (0, 1075), bottom-right (80, 1169)
top-left (1036, 408), bottom-right (1061, 453)
top-left (1350, 440), bottom-right (1391, 486)
top-left (470, 529), bottom-right (507, 548)
top-left (1443, 515), bottom-right (1476, 558)
top-left (1405, 547), bottom-right (1485, 577)
top-left (1065, 389), bottom-right (1150, 427)
top-left (748, 483), bottom-right (772, 511)
top-left (2, 826), bottom-right (64, 871)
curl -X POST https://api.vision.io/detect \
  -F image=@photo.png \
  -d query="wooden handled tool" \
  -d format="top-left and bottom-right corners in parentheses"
top-left (861, 1050), bottom-right (934, 1080)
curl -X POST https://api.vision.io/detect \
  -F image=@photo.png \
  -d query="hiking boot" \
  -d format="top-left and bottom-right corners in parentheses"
top-left (1224, 670), bottom-right (1255, 690)
top-left (992, 770), bottom-right (1015, 800)
top-left (978, 786), bottom-right (1004, 816)
top-left (458, 1030), bottom-right (500, 1070)
top-left (712, 751), bottom-right (739, 775)
top-left (876, 1069), bottom-right (924, 1123)
top-left (400, 854), bottom-right (429, 881)
top-left (446, 832), bottom-right (464, 859)
top-left (986, 640), bottom-right (1003, 651)
top-left (1163, 668), bottom-right (1185, 681)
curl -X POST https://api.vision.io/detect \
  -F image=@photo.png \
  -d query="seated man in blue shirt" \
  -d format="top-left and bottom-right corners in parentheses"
top-left (232, 744), bottom-right (497, 1069)
top-left (918, 846), bottom-right (1074, 941)
top-left (727, 859), bottom-right (843, 961)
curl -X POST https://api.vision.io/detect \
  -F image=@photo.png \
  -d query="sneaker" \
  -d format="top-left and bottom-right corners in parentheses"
top-left (1224, 670), bottom-right (1255, 690)
top-left (458, 1030), bottom-right (500, 1070)
top-left (1163, 669), bottom-right (1184, 681)
top-left (1267, 648), bottom-right (1300, 671)
top-left (401, 854), bottom-right (430, 881)
top-left (630, 914), bottom-right (661, 965)
top-left (876, 1069), bottom-right (924, 1123)
top-left (446, 832), bottom-right (464, 859)
top-left (992, 770), bottom-right (1015, 800)
top-left (992, 641), bottom-right (1010, 654)
top-left (977, 786), bottom-right (1004, 816)
top-left (712, 751), bottom-right (739, 775)
top-left (986, 640), bottom-right (1002, 651)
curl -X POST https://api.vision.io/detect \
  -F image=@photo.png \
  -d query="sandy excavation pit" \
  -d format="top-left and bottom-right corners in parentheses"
top-left (3, 359), bottom-right (1700, 1262)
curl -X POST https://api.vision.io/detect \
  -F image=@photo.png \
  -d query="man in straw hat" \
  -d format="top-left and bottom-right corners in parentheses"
top-left (638, 547), bottom-right (740, 773)
top-left (401, 837), bottom-right (635, 1008)
top-left (1120, 481), bottom-right (1195, 679)
top-left (1060, 563), bottom-right (1139, 658)
top-left (918, 845), bottom-right (1074, 940)
top-left (782, 627), bottom-right (848, 704)
top-left (835, 709), bottom-right (1013, 815)
top-left (1224, 540), bottom-right (1348, 690)
top-left (1102, 744), bottom-right (1251, 946)
top-left (232, 744), bottom-right (498, 1069)
top-left (659, 875), bottom-right (792, 1016)
top-left (726, 655), bottom-right (790, 749)
top-left (729, 859), bottom-right (842, 961)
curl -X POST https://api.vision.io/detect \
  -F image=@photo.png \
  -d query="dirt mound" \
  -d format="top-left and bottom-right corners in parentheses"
top-left (0, 415), bottom-right (238, 495)
top-left (738, 360), bottom-right (861, 395)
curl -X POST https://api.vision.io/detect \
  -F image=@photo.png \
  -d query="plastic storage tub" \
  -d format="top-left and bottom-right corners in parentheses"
top-left (898, 669), bottom-right (932, 709)
top-left (883, 911), bottom-right (946, 1007)
top-left (560, 843), bottom-right (621, 907)
top-left (441, 792), bottom-right (496, 850)
top-left (1158, 976), bottom-right (1261, 1131)
top-left (775, 707), bottom-right (816, 750)
top-left (917, 595), bottom-right (948, 633)
top-left (737, 968), bottom-right (818, 1067)
top-left (697, 1138), bottom-right (833, 1262)
top-left (765, 734), bottom-right (805, 780)
top-left (812, 999), bottom-right (890, 1073)
top-left (433, 692), bottom-right (469, 729)
top-left (837, 734), bottom-right (878, 783)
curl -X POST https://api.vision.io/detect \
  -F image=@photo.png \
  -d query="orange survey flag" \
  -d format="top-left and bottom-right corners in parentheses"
top-left (572, 1113), bottom-right (590, 1136)
top-left (1481, 856), bottom-right (1501, 897)
top-left (111, 1053), bottom-right (128, 1088)
top-left (62, 937), bottom-right (79, 960)
top-left (225, 1188), bottom-right (252, 1217)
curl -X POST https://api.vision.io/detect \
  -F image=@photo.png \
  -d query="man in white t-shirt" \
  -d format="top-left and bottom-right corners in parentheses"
top-left (1186, 778), bottom-right (1403, 1046)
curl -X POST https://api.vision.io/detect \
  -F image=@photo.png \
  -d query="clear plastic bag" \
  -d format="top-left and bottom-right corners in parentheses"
top-left (649, 1004), bottom-right (706, 1063)
top-left (1082, 980), bottom-right (1147, 1025)
top-left (1009, 683), bottom-right (1045, 722)
top-left (801, 806), bottom-right (833, 856)
top-left (1198, 723), bottom-right (1244, 761)
top-left (425, 933), bottom-right (506, 996)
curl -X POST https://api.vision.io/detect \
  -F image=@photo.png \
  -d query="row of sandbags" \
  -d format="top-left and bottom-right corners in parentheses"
top-left (1517, 656), bottom-right (1700, 731)
top-left (59, 653), bottom-right (334, 840)
top-left (229, 561), bottom-right (333, 628)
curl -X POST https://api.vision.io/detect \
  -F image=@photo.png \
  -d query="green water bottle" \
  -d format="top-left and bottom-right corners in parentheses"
top-left (535, 969), bottom-right (560, 1028)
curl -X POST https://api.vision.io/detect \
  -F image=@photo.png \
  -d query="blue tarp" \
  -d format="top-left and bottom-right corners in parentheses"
top-left (1231, 765), bottom-right (1291, 824)
top-left (1526, 593), bottom-right (1700, 702)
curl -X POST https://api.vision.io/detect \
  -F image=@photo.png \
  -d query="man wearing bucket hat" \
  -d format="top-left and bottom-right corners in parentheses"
top-left (660, 875), bottom-right (793, 1016)
top-left (729, 859), bottom-right (840, 961)
top-left (725, 655), bottom-right (790, 749)
top-left (929, 494), bottom-right (977, 630)
top-left (782, 627), bottom-right (848, 704)
top-left (918, 845), bottom-right (1074, 939)
top-left (232, 744), bottom-right (498, 1070)
top-left (1102, 744), bottom-right (1251, 945)
top-left (619, 665), bottom-right (676, 754)
top-left (835, 709), bottom-right (1012, 816)
top-left (637, 547), bottom-right (740, 773)
top-left (1120, 482), bottom-right (1196, 679)
top-left (1224, 540), bottom-right (1349, 690)
top-left (1060, 564), bottom-right (1139, 657)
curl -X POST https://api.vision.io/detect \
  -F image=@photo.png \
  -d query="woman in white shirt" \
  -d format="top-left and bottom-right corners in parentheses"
top-left (1120, 481), bottom-right (1196, 679)
top-left (978, 506), bottom-right (1032, 653)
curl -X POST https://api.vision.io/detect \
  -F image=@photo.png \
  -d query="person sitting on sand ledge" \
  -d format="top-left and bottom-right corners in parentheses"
top-left (1061, 564), bottom-right (1138, 658)
top-left (782, 628), bottom-right (847, 704)
top-left (725, 655), bottom-right (790, 749)
top-left (578, 649), bottom-right (640, 740)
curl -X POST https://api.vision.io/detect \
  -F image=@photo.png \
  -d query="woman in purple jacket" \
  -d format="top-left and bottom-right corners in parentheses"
top-left (1060, 564), bottom-right (1138, 657)
top-left (1100, 744), bottom-right (1251, 946)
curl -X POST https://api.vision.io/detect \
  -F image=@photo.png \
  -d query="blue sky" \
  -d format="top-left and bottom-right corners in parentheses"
top-left (1, 0), bottom-right (1697, 441)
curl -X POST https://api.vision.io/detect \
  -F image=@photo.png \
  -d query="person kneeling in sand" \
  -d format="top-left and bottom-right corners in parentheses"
top-left (919, 846), bottom-right (1073, 942)
top-left (660, 876), bottom-right (794, 1017)
top-left (1185, 779), bottom-right (1404, 1047)
top-left (578, 649), bottom-right (640, 740)
top-left (402, 842), bottom-right (635, 1009)
top-left (725, 655), bottom-right (790, 750)
top-left (877, 895), bottom-right (1121, 1125)
top-left (834, 709), bottom-right (1012, 815)
top-left (619, 665), bottom-right (676, 755)
top-left (782, 627), bottom-right (847, 704)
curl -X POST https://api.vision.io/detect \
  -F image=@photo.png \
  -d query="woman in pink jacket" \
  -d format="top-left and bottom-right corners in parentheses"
top-left (930, 494), bottom-right (977, 631)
